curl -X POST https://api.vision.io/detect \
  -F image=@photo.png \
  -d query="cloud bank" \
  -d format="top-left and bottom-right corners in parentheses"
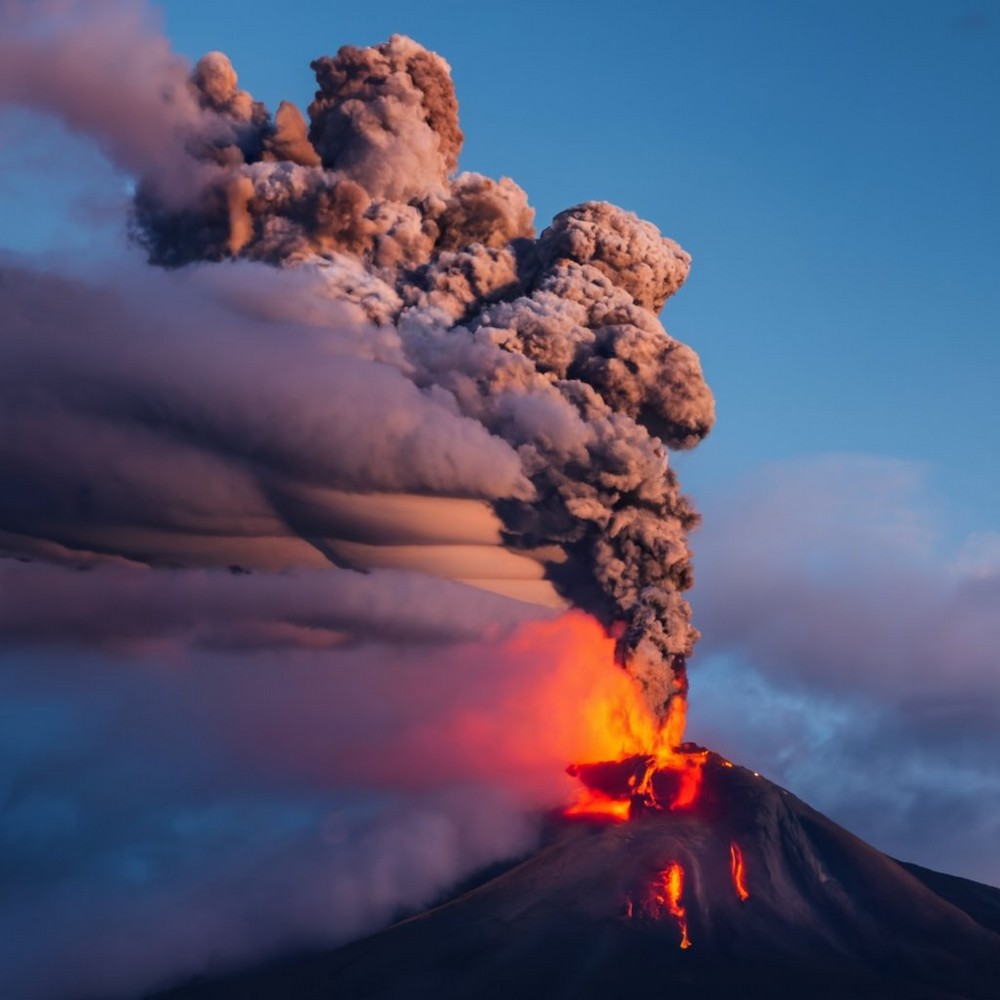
top-left (1, 1), bottom-right (715, 715)
top-left (0, 616), bottom-right (635, 999)
top-left (688, 455), bottom-right (1000, 885)
top-left (0, 2), bottom-right (715, 997)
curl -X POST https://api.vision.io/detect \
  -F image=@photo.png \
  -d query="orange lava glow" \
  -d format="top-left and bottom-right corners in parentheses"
top-left (730, 842), bottom-right (750, 901)
top-left (650, 862), bottom-right (692, 949)
top-left (562, 791), bottom-right (632, 823)
top-left (624, 862), bottom-right (693, 948)
top-left (353, 612), bottom-right (708, 815)
top-left (561, 663), bottom-right (707, 820)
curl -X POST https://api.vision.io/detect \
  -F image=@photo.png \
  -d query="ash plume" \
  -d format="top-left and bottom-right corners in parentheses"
top-left (124, 34), bottom-right (716, 716)
top-left (0, 0), bottom-right (222, 202)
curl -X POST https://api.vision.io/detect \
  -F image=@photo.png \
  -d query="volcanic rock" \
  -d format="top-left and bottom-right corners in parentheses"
top-left (148, 755), bottom-right (1000, 999)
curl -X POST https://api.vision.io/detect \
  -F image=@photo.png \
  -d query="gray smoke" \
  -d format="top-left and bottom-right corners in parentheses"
top-left (128, 35), bottom-right (715, 716)
top-left (0, 10), bottom-right (717, 995)
top-left (0, 0), bottom-right (222, 203)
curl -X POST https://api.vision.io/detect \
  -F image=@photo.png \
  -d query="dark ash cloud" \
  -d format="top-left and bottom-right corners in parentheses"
top-left (1, 6), bottom-right (716, 715)
top-left (0, 5), bottom-right (717, 997)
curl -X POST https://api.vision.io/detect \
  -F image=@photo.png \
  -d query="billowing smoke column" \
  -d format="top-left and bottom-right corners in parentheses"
top-left (0, 17), bottom-right (715, 995)
top-left (0, 13), bottom-right (713, 718)
top-left (133, 36), bottom-right (715, 717)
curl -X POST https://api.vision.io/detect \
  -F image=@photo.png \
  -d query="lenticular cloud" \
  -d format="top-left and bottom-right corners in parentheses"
top-left (0, 16), bottom-right (714, 716)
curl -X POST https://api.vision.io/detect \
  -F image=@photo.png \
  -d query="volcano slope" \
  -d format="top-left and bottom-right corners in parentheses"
top-left (149, 755), bottom-right (1000, 1000)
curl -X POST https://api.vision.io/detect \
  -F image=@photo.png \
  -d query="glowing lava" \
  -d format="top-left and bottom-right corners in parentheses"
top-left (730, 842), bottom-right (750, 901)
top-left (650, 863), bottom-right (692, 949)
top-left (624, 861), bottom-right (693, 949)
top-left (562, 789), bottom-right (632, 823)
top-left (563, 680), bottom-right (707, 821)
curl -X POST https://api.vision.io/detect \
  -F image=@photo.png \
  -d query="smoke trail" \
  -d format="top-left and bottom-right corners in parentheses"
top-left (127, 34), bottom-right (716, 716)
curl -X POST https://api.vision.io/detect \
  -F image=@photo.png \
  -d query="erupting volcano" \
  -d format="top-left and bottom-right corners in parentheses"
top-left (154, 751), bottom-right (1000, 1000)
top-left (1, 12), bottom-right (997, 1000)
top-left (152, 631), bottom-right (999, 1000)
top-left (80, 27), bottom-right (1000, 1000)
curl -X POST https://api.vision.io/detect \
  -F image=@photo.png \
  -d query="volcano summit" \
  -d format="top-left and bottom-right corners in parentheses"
top-left (151, 755), bottom-right (1000, 1000)
top-left (2, 10), bottom-right (998, 1000)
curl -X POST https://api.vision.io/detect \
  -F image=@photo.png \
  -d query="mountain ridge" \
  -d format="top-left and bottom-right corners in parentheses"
top-left (146, 755), bottom-right (1000, 1000)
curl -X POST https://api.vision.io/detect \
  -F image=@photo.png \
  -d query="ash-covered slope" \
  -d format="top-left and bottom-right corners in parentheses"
top-left (150, 755), bottom-right (1000, 1000)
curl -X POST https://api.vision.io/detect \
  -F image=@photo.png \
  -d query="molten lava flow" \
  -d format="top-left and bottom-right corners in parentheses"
top-left (650, 863), bottom-right (692, 949)
top-left (730, 842), bottom-right (750, 901)
top-left (562, 663), bottom-right (707, 820)
top-left (624, 862), bottom-right (693, 949)
top-left (562, 790), bottom-right (631, 823)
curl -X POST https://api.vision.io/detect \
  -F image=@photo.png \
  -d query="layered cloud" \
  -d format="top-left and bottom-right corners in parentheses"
top-left (0, 3), bottom-right (716, 997)
top-left (1, 4), bottom-right (715, 713)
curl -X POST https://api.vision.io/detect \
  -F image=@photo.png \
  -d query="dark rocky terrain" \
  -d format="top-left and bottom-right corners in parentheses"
top-left (148, 755), bottom-right (1000, 1000)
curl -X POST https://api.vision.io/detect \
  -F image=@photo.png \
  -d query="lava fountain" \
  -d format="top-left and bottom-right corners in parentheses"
top-left (561, 643), bottom-right (707, 822)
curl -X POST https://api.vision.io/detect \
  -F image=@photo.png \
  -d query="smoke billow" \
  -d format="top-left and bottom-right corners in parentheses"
top-left (0, 0), bottom-right (220, 202)
top-left (126, 33), bottom-right (715, 715)
top-left (0, 5), bottom-right (717, 995)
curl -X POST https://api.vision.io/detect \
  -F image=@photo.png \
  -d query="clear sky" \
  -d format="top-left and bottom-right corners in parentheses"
top-left (0, 3), bottom-right (998, 995)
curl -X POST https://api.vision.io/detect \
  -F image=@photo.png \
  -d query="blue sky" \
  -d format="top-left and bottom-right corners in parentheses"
top-left (160, 0), bottom-right (1000, 536)
top-left (0, 4), bottom-right (998, 995)
top-left (5, 1), bottom-right (998, 538)
top-left (164, 0), bottom-right (1000, 872)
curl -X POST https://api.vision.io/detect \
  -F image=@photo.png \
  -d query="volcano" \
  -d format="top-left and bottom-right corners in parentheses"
top-left (148, 754), bottom-right (1000, 1000)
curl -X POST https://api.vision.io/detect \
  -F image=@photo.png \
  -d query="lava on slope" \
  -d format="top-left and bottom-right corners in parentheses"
top-left (149, 756), bottom-right (1000, 1000)
top-left (730, 840), bottom-right (751, 902)
top-left (627, 861), bottom-right (693, 949)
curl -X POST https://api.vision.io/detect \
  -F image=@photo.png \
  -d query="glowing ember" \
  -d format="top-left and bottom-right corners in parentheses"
top-left (730, 842), bottom-right (750, 901)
